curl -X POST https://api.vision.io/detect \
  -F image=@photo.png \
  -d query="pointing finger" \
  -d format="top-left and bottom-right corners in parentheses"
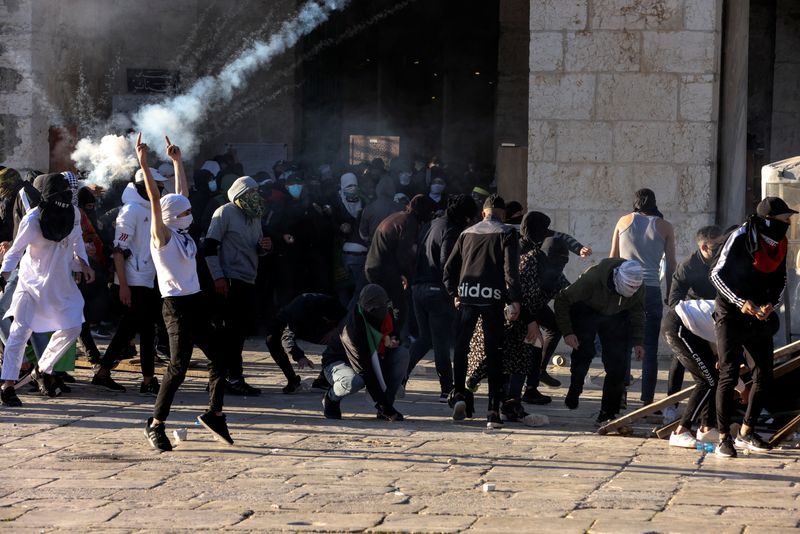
top-left (165, 135), bottom-right (171, 146)
top-left (136, 132), bottom-right (142, 146)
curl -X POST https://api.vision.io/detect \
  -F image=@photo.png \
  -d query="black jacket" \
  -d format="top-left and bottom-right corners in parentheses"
top-left (414, 215), bottom-right (463, 288)
top-left (667, 249), bottom-right (716, 307)
top-left (365, 210), bottom-right (423, 284)
top-left (711, 223), bottom-right (786, 315)
top-left (277, 293), bottom-right (346, 361)
top-left (443, 216), bottom-right (521, 306)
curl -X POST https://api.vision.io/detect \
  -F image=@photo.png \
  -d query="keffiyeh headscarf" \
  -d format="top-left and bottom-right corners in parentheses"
top-left (228, 176), bottom-right (264, 222)
top-left (613, 260), bottom-right (643, 297)
top-left (39, 173), bottom-right (75, 242)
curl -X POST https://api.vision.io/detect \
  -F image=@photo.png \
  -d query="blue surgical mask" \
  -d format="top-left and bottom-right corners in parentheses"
top-left (208, 180), bottom-right (218, 193)
top-left (431, 183), bottom-right (445, 195)
top-left (288, 184), bottom-right (303, 199)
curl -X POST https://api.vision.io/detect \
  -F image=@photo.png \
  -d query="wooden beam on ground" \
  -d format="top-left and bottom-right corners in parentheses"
top-left (769, 414), bottom-right (800, 446)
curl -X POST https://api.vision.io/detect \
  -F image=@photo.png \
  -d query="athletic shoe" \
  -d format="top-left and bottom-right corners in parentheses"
top-left (227, 378), bottom-right (261, 396)
top-left (669, 431), bottom-right (697, 449)
top-left (1, 386), bottom-right (22, 407)
top-left (595, 411), bottom-right (615, 427)
top-left (197, 411), bottom-right (234, 445)
top-left (734, 431), bottom-right (773, 452)
top-left (521, 387), bottom-right (552, 405)
top-left (452, 399), bottom-right (467, 421)
top-left (539, 370), bottom-right (561, 388)
top-left (662, 405), bottom-right (679, 424)
top-left (696, 428), bottom-right (720, 443)
top-left (120, 344), bottom-right (138, 360)
top-left (376, 407), bottom-right (404, 421)
top-left (139, 377), bottom-right (160, 396)
top-left (31, 367), bottom-right (62, 397)
top-left (282, 375), bottom-right (302, 394)
top-left (56, 372), bottom-right (76, 383)
top-left (322, 394), bottom-right (341, 419)
top-left (716, 435), bottom-right (737, 458)
top-left (90, 327), bottom-right (113, 340)
top-left (144, 417), bottom-right (172, 452)
top-left (311, 376), bottom-right (331, 391)
top-left (486, 412), bottom-right (504, 429)
top-left (439, 392), bottom-right (450, 403)
top-left (501, 400), bottom-right (524, 422)
top-left (91, 373), bottom-right (126, 392)
top-left (564, 390), bottom-right (579, 410)
top-left (53, 375), bottom-right (71, 394)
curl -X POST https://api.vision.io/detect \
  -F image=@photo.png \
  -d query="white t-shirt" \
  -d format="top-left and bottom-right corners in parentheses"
top-left (674, 299), bottom-right (716, 343)
top-left (151, 230), bottom-right (200, 297)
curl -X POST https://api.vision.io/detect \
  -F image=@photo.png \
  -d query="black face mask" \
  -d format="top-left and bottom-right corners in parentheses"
top-left (758, 217), bottom-right (790, 242)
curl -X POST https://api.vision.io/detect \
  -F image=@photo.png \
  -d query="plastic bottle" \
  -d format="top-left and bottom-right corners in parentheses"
top-left (696, 442), bottom-right (715, 453)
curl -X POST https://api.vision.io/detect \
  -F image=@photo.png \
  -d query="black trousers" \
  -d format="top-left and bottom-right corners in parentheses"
top-left (265, 312), bottom-right (300, 382)
top-left (567, 303), bottom-right (628, 416)
top-left (454, 304), bottom-right (505, 412)
top-left (100, 285), bottom-right (158, 377)
top-left (153, 293), bottom-right (226, 422)
top-left (663, 309), bottom-right (717, 429)
top-left (219, 279), bottom-right (255, 380)
top-left (715, 301), bottom-right (778, 435)
top-left (526, 305), bottom-right (561, 388)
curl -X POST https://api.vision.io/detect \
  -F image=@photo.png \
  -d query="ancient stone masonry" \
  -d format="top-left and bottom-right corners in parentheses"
top-left (528, 0), bottom-right (722, 272)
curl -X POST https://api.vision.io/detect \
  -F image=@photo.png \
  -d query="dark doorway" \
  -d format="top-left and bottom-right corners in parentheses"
top-left (297, 0), bottom-right (500, 170)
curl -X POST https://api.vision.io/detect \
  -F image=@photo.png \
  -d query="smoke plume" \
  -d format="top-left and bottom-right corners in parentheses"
top-left (72, 0), bottom-right (349, 187)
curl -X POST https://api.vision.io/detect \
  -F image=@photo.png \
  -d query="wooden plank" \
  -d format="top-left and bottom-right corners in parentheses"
top-left (769, 414), bottom-right (800, 446)
top-left (597, 385), bottom-right (695, 435)
top-left (773, 339), bottom-right (800, 360)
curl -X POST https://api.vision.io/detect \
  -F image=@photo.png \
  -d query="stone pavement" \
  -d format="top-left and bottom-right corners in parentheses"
top-left (1, 340), bottom-right (799, 533)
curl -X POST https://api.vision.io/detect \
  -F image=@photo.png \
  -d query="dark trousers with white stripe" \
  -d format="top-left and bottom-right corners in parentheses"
top-left (662, 309), bottom-right (717, 430)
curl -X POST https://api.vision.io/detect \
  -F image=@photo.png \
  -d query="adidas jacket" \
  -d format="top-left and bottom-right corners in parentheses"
top-left (443, 215), bottom-right (521, 306)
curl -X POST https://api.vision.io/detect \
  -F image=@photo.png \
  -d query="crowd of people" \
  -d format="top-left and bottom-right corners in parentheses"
top-left (0, 133), bottom-right (793, 459)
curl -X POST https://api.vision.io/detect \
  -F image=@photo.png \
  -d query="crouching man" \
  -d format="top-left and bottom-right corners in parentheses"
top-left (554, 259), bottom-right (645, 425)
top-left (320, 284), bottom-right (409, 421)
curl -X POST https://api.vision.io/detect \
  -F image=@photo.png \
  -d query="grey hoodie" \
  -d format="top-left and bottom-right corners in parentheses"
top-left (359, 176), bottom-right (401, 243)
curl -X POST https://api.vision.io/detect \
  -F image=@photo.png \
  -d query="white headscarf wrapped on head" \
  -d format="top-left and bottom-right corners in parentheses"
top-left (339, 172), bottom-right (361, 219)
top-left (613, 260), bottom-right (643, 297)
top-left (159, 193), bottom-right (196, 259)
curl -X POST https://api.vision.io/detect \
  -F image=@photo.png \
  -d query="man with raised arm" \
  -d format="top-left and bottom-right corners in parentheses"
top-left (136, 133), bottom-right (232, 452)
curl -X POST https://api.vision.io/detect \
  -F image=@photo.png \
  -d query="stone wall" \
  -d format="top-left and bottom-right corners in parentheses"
top-left (771, 0), bottom-right (800, 161)
top-left (528, 0), bottom-right (723, 277)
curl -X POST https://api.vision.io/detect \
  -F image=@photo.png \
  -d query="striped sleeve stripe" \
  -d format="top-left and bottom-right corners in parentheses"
top-left (710, 226), bottom-right (746, 308)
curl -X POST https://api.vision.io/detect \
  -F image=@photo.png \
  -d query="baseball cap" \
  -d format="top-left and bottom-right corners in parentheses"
top-left (757, 196), bottom-right (798, 218)
top-left (135, 167), bottom-right (168, 183)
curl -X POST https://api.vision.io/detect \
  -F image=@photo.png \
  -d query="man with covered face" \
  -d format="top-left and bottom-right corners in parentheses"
top-left (204, 176), bottom-right (272, 397)
top-left (0, 173), bottom-right (94, 407)
top-left (711, 197), bottom-right (795, 458)
top-left (554, 259), bottom-right (646, 425)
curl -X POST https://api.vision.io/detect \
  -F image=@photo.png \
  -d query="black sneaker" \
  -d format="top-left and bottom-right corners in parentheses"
top-left (197, 411), bottom-right (234, 445)
top-left (439, 392), bottom-right (450, 403)
top-left (565, 390), bottom-right (579, 410)
top-left (31, 367), bottom-right (62, 397)
top-left (139, 377), bottom-right (160, 396)
top-left (56, 372), bottom-right (76, 383)
top-left (716, 435), bottom-right (738, 458)
top-left (501, 400), bottom-right (524, 422)
top-left (322, 393), bottom-right (342, 419)
top-left (522, 387), bottom-right (552, 405)
top-left (120, 344), bottom-right (138, 360)
top-left (144, 417), bottom-right (173, 452)
top-left (539, 370), bottom-right (561, 388)
top-left (53, 375), bottom-right (71, 394)
top-left (226, 378), bottom-right (261, 396)
top-left (1, 386), bottom-right (22, 407)
top-left (595, 411), bottom-right (615, 427)
top-left (312, 376), bottom-right (331, 391)
top-left (91, 373), bottom-right (126, 392)
top-left (487, 412), bottom-right (504, 429)
top-left (735, 431), bottom-right (773, 452)
top-left (282, 375), bottom-right (302, 394)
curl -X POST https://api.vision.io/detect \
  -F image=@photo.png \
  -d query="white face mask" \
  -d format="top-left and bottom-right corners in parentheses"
top-left (169, 214), bottom-right (193, 232)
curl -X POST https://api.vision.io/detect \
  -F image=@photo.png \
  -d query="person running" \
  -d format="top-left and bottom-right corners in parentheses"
top-left (135, 134), bottom-right (232, 452)
top-left (610, 188), bottom-right (676, 406)
top-left (711, 197), bottom-right (794, 458)
top-left (662, 299), bottom-right (719, 448)
top-left (554, 259), bottom-right (645, 425)
top-left (0, 173), bottom-right (94, 407)
top-left (205, 175), bottom-right (271, 396)
top-left (443, 194), bottom-right (522, 429)
top-left (91, 167), bottom-right (169, 395)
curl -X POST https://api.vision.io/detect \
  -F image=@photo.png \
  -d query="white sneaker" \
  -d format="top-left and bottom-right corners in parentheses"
top-left (696, 428), bottom-right (720, 443)
top-left (669, 431), bottom-right (697, 449)
top-left (662, 405), bottom-right (679, 424)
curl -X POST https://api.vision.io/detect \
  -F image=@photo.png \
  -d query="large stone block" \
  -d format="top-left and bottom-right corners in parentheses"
top-left (556, 121), bottom-right (613, 162)
top-left (530, 0), bottom-right (588, 31)
top-left (591, 0), bottom-right (684, 30)
top-left (673, 122), bottom-right (716, 164)
top-left (564, 30), bottom-right (640, 72)
top-left (529, 74), bottom-right (596, 120)
top-left (684, 0), bottom-right (722, 31)
top-left (597, 73), bottom-right (678, 120)
top-left (679, 164), bottom-right (714, 212)
top-left (530, 32), bottom-right (564, 72)
top-left (642, 31), bottom-right (717, 73)
top-left (630, 163), bottom-right (680, 208)
top-left (613, 121), bottom-right (674, 162)
top-left (679, 74), bottom-right (716, 121)
top-left (528, 120), bottom-right (557, 161)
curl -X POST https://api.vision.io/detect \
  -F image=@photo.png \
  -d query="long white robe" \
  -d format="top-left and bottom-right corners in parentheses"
top-left (1, 206), bottom-right (88, 332)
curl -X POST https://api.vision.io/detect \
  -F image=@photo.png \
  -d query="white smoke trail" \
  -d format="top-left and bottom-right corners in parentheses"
top-left (72, 0), bottom-right (349, 187)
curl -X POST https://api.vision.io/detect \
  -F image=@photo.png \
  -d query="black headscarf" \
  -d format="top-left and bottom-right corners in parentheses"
top-left (408, 194), bottom-right (435, 223)
top-left (445, 194), bottom-right (477, 227)
top-left (519, 211), bottom-right (552, 254)
top-left (633, 188), bottom-right (663, 218)
top-left (38, 173), bottom-right (74, 242)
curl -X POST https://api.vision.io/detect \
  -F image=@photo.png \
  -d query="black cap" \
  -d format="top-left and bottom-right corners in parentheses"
top-left (483, 194), bottom-right (505, 210)
top-left (757, 196), bottom-right (798, 218)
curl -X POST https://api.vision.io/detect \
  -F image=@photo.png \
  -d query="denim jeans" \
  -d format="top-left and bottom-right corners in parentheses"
top-left (639, 285), bottom-right (664, 403)
top-left (324, 346), bottom-right (410, 405)
top-left (408, 285), bottom-right (455, 394)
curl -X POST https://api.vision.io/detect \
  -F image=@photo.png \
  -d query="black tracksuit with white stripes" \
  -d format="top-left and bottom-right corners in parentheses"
top-left (710, 223), bottom-right (785, 435)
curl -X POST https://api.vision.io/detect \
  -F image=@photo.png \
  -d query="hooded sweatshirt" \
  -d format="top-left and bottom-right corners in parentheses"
top-left (113, 183), bottom-right (156, 288)
top-left (359, 176), bottom-right (401, 243)
top-left (554, 258), bottom-right (645, 345)
top-left (204, 176), bottom-right (264, 284)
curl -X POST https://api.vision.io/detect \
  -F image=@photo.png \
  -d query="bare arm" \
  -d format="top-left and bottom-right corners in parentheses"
top-left (136, 133), bottom-right (170, 248)
top-left (609, 220), bottom-right (621, 258)
top-left (165, 136), bottom-right (189, 197)
top-left (662, 220), bottom-right (677, 298)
